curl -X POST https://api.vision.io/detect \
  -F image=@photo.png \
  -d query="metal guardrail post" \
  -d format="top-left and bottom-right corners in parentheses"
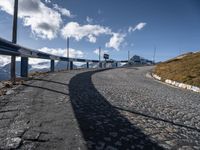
top-left (86, 62), bottom-right (89, 69)
top-left (99, 62), bottom-right (102, 68)
top-left (70, 61), bottom-right (73, 70)
top-left (50, 60), bottom-right (55, 72)
top-left (21, 57), bottom-right (28, 77)
top-left (11, 56), bottom-right (16, 82)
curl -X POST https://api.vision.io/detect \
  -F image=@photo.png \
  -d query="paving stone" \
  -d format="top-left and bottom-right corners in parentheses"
top-left (0, 67), bottom-right (200, 149)
top-left (5, 137), bottom-right (22, 149)
top-left (23, 130), bottom-right (40, 141)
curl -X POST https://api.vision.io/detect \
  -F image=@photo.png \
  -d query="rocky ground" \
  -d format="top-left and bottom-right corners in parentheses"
top-left (0, 66), bottom-right (200, 149)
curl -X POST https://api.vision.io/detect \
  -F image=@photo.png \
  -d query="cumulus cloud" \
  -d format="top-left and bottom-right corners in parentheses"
top-left (44, 0), bottom-right (51, 3)
top-left (53, 4), bottom-right (74, 18)
top-left (0, 56), bottom-right (11, 67)
top-left (61, 22), bottom-right (112, 43)
top-left (93, 49), bottom-right (108, 57)
top-left (0, 0), bottom-right (62, 39)
top-left (38, 47), bottom-right (84, 58)
top-left (106, 33), bottom-right (126, 51)
top-left (128, 22), bottom-right (147, 33)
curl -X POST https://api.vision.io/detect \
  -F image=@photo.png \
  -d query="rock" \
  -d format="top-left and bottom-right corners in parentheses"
top-left (0, 82), bottom-right (4, 89)
top-left (6, 89), bottom-right (15, 95)
top-left (4, 82), bottom-right (13, 88)
top-left (6, 137), bottom-right (22, 149)
top-left (23, 130), bottom-right (40, 141)
top-left (152, 74), bottom-right (161, 80)
top-left (191, 86), bottom-right (200, 92)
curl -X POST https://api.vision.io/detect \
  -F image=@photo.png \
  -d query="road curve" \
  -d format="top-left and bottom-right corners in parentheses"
top-left (0, 66), bottom-right (200, 149)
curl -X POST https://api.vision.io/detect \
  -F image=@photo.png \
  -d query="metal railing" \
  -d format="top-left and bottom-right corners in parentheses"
top-left (0, 37), bottom-right (128, 80)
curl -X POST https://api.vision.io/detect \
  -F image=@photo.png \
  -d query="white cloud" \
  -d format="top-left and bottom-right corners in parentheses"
top-left (61, 22), bottom-right (112, 43)
top-left (93, 49), bottom-right (108, 57)
top-left (0, 0), bottom-right (62, 39)
top-left (128, 22), bottom-right (147, 33)
top-left (0, 56), bottom-right (11, 67)
top-left (53, 4), bottom-right (74, 18)
top-left (106, 33), bottom-right (126, 50)
top-left (61, 22), bottom-right (126, 50)
top-left (86, 16), bottom-right (93, 23)
top-left (44, 0), bottom-right (51, 3)
top-left (38, 47), bottom-right (84, 58)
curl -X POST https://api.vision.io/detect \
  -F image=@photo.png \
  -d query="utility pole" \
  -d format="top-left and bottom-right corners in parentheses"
top-left (153, 46), bottom-right (156, 64)
top-left (11, 0), bottom-right (18, 83)
top-left (67, 37), bottom-right (69, 69)
top-left (99, 46), bottom-right (101, 62)
top-left (128, 50), bottom-right (130, 61)
top-left (99, 46), bottom-right (101, 68)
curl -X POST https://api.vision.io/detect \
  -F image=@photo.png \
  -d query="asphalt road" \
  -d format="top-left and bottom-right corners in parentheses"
top-left (0, 66), bottom-right (200, 150)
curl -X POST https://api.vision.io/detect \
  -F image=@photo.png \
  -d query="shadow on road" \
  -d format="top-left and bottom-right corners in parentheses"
top-left (69, 69), bottom-right (163, 149)
top-left (22, 84), bottom-right (69, 96)
top-left (32, 78), bottom-right (69, 86)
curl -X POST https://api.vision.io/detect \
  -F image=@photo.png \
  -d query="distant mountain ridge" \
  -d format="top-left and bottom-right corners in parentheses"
top-left (0, 61), bottom-right (78, 81)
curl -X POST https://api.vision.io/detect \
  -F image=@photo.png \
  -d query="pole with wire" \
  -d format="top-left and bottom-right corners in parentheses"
top-left (153, 45), bottom-right (156, 64)
top-left (67, 37), bottom-right (69, 69)
top-left (99, 46), bottom-right (101, 68)
top-left (128, 50), bottom-right (130, 61)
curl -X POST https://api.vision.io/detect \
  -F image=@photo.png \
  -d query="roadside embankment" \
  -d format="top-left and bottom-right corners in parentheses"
top-left (153, 52), bottom-right (200, 92)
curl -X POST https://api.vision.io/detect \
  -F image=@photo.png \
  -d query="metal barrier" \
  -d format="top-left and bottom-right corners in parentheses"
top-left (0, 37), bottom-right (128, 80)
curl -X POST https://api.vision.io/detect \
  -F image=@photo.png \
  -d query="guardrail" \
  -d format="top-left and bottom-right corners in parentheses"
top-left (0, 37), bottom-right (128, 80)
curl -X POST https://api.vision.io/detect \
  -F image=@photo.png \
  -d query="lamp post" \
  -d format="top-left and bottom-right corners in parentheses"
top-left (128, 50), bottom-right (130, 61)
top-left (11, 0), bottom-right (18, 83)
top-left (153, 45), bottom-right (156, 64)
top-left (99, 46), bottom-right (101, 68)
top-left (67, 37), bottom-right (69, 69)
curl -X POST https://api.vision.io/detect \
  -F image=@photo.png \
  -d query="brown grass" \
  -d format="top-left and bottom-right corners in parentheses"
top-left (154, 52), bottom-right (200, 87)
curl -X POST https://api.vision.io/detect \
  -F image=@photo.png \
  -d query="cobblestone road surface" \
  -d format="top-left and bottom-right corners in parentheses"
top-left (0, 66), bottom-right (200, 149)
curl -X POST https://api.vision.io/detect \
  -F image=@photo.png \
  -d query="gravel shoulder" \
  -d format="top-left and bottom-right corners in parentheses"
top-left (0, 66), bottom-right (200, 149)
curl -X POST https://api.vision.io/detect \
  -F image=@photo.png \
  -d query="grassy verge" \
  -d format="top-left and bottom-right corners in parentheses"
top-left (154, 52), bottom-right (200, 87)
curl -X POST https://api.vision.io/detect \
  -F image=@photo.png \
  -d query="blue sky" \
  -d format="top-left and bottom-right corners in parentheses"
top-left (0, 0), bottom-right (200, 66)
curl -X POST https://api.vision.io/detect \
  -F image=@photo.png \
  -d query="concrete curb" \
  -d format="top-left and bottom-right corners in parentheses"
top-left (152, 73), bottom-right (200, 93)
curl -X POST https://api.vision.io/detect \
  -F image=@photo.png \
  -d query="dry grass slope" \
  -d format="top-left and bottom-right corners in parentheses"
top-left (154, 52), bottom-right (200, 87)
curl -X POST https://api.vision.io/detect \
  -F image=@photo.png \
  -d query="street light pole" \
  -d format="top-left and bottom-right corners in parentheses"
top-left (99, 46), bottom-right (101, 68)
top-left (11, 0), bottom-right (18, 83)
top-left (67, 37), bottom-right (69, 69)
top-left (128, 50), bottom-right (130, 61)
top-left (153, 45), bottom-right (156, 64)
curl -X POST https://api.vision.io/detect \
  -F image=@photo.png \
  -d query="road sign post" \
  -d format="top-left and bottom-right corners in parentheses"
top-left (103, 54), bottom-right (109, 68)
top-left (67, 37), bottom-right (69, 70)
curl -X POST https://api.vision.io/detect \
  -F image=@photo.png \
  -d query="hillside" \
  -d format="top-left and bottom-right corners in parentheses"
top-left (154, 52), bottom-right (200, 87)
